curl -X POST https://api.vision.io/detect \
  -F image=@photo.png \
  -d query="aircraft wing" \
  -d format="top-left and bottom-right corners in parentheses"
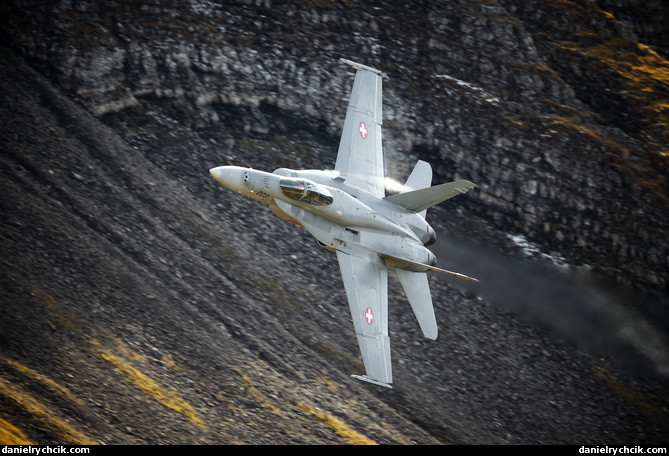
top-left (335, 248), bottom-right (393, 388)
top-left (335, 59), bottom-right (385, 198)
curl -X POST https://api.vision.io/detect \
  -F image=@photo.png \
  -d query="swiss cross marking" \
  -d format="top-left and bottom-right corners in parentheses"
top-left (358, 121), bottom-right (368, 139)
top-left (365, 306), bottom-right (374, 325)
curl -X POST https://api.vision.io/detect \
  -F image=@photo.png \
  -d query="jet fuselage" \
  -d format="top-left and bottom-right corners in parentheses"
top-left (210, 165), bottom-right (438, 270)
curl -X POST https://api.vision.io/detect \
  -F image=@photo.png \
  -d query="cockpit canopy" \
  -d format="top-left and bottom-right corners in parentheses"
top-left (279, 178), bottom-right (333, 206)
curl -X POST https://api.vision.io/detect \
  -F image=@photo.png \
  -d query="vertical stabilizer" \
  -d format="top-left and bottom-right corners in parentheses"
top-left (394, 269), bottom-right (438, 340)
top-left (401, 160), bottom-right (432, 218)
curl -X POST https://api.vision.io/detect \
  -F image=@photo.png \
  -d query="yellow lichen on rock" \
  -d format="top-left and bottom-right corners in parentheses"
top-left (0, 355), bottom-right (83, 407)
top-left (297, 403), bottom-right (377, 445)
top-left (0, 417), bottom-right (34, 445)
top-left (0, 377), bottom-right (96, 445)
top-left (91, 346), bottom-right (205, 428)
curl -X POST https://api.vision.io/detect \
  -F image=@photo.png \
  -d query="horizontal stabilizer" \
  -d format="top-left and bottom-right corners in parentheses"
top-left (429, 264), bottom-right (480, 282)
top-left (384, 179), bottom-right (476, 213)
top-left (382, 252), bottom-right (479, 282)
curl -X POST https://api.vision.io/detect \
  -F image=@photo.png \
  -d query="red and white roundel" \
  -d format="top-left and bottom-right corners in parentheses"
top-left (364, 306), bottom-right (374, 325)
top-left (358, 121), bottom-right (368, 139)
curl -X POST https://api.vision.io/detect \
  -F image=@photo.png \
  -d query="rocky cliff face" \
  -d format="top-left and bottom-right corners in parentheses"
top-left (4, 0), bottom-right (667, 291)
top-left (1, 0), bottom-right (668, 445)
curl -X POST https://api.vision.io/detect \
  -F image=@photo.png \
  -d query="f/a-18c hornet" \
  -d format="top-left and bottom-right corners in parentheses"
top-left (210, 58), bottom-right (477, 388)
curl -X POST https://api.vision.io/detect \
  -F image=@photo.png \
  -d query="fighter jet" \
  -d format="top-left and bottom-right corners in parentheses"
top-left (210, 58), bottom-right (477, 388)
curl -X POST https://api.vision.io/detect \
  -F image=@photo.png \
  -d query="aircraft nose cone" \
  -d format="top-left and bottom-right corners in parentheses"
top-left (209, 166), bottom-right (244, 191)
top-left (209, 167), bottom-right (221, 179)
